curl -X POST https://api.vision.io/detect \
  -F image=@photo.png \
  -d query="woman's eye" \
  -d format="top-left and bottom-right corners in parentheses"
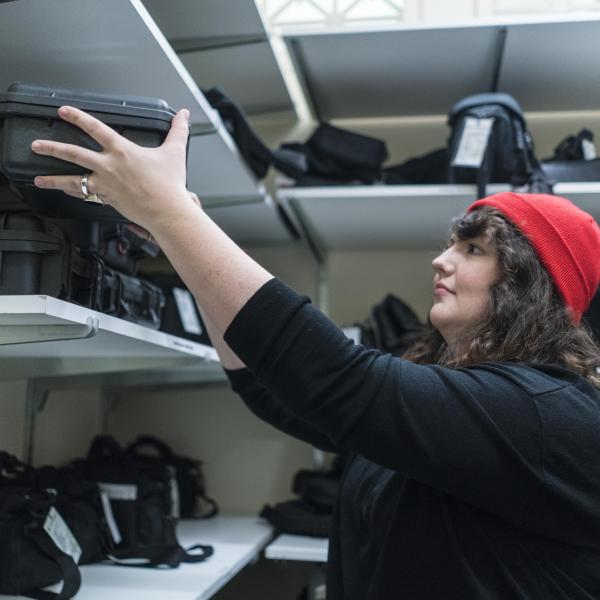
top-left (467, 243), bottom-right (481, 255)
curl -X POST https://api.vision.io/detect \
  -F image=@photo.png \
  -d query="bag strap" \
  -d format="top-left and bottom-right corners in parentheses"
top-left (24, 527), bottom-right (81, 600)
top-left (476, 141), bottom-right (493, 200)
top-left (108, 542), bottom-right (213, 568)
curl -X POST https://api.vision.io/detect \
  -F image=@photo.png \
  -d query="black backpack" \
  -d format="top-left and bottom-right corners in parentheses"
top-left (447, 93), bottom-right (551, 198)
top-left (358, 294), bottom-right (424, 356)
top-left (72, 436), bottom-right (213, 568)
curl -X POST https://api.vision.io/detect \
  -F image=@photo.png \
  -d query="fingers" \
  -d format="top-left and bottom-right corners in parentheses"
top-left (164, 109), bottom-right (190, 149)
top-left (56, 106), bottom-right (120, 149)
top-left (34, 174), bottom-right (91, 198)
top-left (31, 139), bottom-right (101, 171)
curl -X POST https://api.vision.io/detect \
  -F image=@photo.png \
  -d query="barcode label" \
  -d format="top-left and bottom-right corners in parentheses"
top-left (452, 117), bottom-right (494, 168)
top-left (44, 507), bottom-right (82, 564)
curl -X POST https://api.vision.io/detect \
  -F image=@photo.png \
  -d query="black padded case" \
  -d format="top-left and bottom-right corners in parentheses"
top-left (0, 212), bottom-right (165, 328)
top-left (0, 83), bottom-right (185, 222)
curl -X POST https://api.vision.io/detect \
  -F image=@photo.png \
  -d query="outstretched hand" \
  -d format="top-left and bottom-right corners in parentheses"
top-left (31, 106), bottom-right (199, 233)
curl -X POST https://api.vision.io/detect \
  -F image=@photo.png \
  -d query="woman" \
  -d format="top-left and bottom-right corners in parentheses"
top-left (32, 107), bottom-right (600, 599)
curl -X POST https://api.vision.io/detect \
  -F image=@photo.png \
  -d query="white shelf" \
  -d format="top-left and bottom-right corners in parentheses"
top-left (6, 517), bottom-right (273, 600)
top-left (142, 0), bottom-right (293, 116)
top-left (0, 0), bottom-right (217, 133)
top-left (0, 295), bottom-right (220, 380)
top-left (285, 22), bottom-right (500, 119)
top-left (187, 127), bottom-right (263, 205)
top-left (278, 183), bottom-right (600, 253)
top-left (142, 0), bottom-right (267, 42)
top-left (284, 16), bottom-right (600, 120)
top-left (265, 534), bottom-right (328, 563)
top-left (498, 18), bottom-right (600, 112)
top-left (206, 195), bottom-right (296, 246)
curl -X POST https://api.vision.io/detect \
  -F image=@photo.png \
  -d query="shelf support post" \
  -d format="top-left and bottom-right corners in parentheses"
top-left (23, 380), bottom-right (49, 465)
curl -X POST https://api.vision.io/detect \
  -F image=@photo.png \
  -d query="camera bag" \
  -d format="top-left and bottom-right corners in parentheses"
top-left (73, 436), bottom-right (213, 568)
top-left (447, 93), bottom-right (551, 198)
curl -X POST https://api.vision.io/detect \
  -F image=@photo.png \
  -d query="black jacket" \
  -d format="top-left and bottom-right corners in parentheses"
top-left (225, 278), bottom-right (600, 599)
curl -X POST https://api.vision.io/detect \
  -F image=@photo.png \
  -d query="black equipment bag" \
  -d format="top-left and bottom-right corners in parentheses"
top-left (53, 220), bottom-right (160, 276)
top-left (260, 455), bottom-right (345, 538)
top-left (541, 128), bottom-right (600, 183)
top-left (0, 485), bottom-right (82, 599)
top-left (0, 452), bottom-right (108, 599)
top-left (96, 266), bottom-right (165, 329)
top-left (358, 294), bottom-right (424, 356)
top-left (383, 148), bottom-right (449, 185)
top-left (272, 123), bottom-right (388, 185)
top-left (127, 435), bottom-right (218, 519)
top-left (0, 212), bottom-right (165, 328)
top-left (148, 273), bottom-right (212, 345)
top-left (447, 93), bottom-right (551, 198)
top-left (203, 86), bottom-right (272, 179)
top-left (0, 211), bottom-right (70, 297)
top-left (260, 500), bottom-right (332, 538)
top-left (0, 82), bottom-right (187, 222)
top-left (73, 436), bottom-right (213, 568)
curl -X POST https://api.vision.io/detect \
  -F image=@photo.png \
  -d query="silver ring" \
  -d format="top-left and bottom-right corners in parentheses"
top-left (80, 173), bottom-right (104, 205)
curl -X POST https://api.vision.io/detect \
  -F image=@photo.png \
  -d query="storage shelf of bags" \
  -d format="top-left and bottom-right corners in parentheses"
top-left (265, 534), bottom-right (329, 563)
top-left (5, 516), bottom-right (273, 600)
top-left (277, 182), bottom-right (600, 254)
top-left (0, 295), bottom-right (222, 381)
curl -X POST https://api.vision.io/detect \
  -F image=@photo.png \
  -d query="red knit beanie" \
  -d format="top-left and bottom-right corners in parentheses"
top-left (468, 192), bottom-right (600, 323)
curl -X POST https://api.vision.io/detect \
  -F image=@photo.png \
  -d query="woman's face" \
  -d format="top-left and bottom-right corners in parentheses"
top-left (430, 232), bottom-right (501, 345)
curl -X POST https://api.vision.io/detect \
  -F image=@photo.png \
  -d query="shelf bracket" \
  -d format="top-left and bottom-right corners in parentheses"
top-left (0, 317), bottom-right (99, 346)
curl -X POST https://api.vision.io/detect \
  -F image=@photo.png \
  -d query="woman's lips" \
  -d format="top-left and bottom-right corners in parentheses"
top-left (434, 284), bottom-right (454, 295)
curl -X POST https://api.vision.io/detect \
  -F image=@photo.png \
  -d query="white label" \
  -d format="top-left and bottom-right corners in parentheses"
top-left (342, 326), bottom-right (361, 345)
top-left (168, 466), bottom-right (181, 519)
top-left (173, 287), bottom-right (203, 335)
top-left (582, 138), bottom-right (597, 161)
top-left (97, 482), bottom-right (137, 501)
top-left (452, 117), bottom-right (494, 168)
top-left (100, 490), bottom-right (122, 545)
top-left (44, 506), bottom-right (82, 564)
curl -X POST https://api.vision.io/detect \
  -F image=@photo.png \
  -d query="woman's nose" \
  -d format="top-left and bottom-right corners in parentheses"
top-left (432, 248), bottom-right (453, 275)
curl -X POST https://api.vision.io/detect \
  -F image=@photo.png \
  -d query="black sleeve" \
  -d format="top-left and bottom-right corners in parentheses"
top-left (224, 278), bottom-right (546, 525)
top-left (225, 367), bottom-right (341, 453)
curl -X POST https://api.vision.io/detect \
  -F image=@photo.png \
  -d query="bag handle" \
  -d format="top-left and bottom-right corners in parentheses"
top-left (87, 435), bottom-right (131, 463)
top-left (24, 526), bottom-right (81, 600)
top-left (127, 436), bottom-right (176, 460)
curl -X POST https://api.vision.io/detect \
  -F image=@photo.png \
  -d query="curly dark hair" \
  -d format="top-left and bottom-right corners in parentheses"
top-left (403, 206), bottom-right (600, 387)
